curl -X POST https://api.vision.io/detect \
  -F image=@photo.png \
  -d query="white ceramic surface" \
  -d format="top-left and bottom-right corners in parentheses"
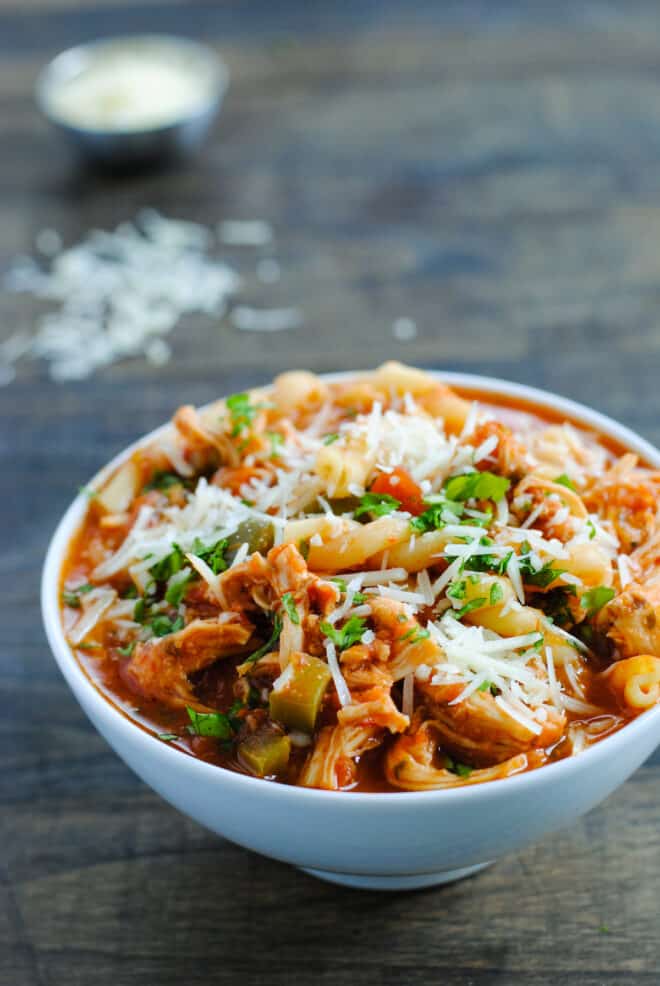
top-left (41, 373), bottom-right (660, 890)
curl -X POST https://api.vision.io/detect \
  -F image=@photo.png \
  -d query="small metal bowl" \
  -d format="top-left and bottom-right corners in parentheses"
top-left (36, 35), bottom-right (229, 169)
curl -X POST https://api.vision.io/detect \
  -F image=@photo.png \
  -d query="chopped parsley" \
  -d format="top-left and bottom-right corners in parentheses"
top-left (281, 592), bottom-right (300, 625)
top-left (489, 582), bottom-right (504, 606)
top-left (581, 585), bottom-right (615, 617)
top-left (149, 544), bottom-right (185, 582)
top-left (449, 597), bottom-right (487, 620)
top-left (320, 616), bottom-right (367, 651)
top-left (354, 492), bottom-right (401, 518)
top-left (165, 571), bottom-right (194, 607)
top-left (267, 431), bottom-right (284, 458)
top-left (150, 614), bottom-right (184, 638)
top-left (477, 680), bottom-right (501, 696)
top-left (244, 614), bottom-right (283, 664)
top-left (133, 597), bottom-right (147, 623)
top-left (157, 733), bottom-right (178, 742)
top-left (186, 706), bottom-right (235, 741)
top-left (144, 471), bottom-right (184, 491)
top-left (447, 580), bottom-right (467, 601)
top-left (400, 627), bottom-right (430, 644)
top-left (586, 519), bottom-right (596, 540)
top-left (555, 473), bottom-right (577, 492)
top-left (226, 393), bottom-right (262, 437)
top-left (537, 586), bottom-right (577, 627)
top-left (445, 756), bottom-right (473, 778)
top-left (518, 544), bottom-right (565, 588)
top-left (78, 485), bottom-right (98, 500)
top-left (61, 583), bottom-right (94, 608)
top-left (410, 497), bottom-right (464, 533)
top-left (443, 471), bottom-right (510, 504)
top-left (454, 536), bottom-right (512, 576)
top-left (191, 536), bottom-right (229, 575)
top-left (323, 432), bottom-right (340, 445)
top-left (118, 641), bottom-right (136, 657)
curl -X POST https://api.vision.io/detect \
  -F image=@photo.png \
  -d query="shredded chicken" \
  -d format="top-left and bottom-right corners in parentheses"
top-left (471, 420), bottom-right (532, 479)
top-left (385, 720), bottom-right (537, 791)
top-left (584, 454), bottom-right (660, 553)
top-left (299, 724), bottom-right (383, 790)
top-left (597, 580), bottom-right (660, 658)
top-left (174, 404), bottom-right (239, 470)
top-left (126, 614), bottom-right (254, 709)
top-left (417, 679), bottom-right (565, 767)
top-left (369, 597), bottom-right (442, 681)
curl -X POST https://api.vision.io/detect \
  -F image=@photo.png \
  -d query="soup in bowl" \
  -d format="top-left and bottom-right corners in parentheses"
top-left (42, 364), bottom-right (660, 888)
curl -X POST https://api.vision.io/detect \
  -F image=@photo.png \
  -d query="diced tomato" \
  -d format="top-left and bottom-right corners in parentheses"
top-left (370, 467), bottom-right (425, 516)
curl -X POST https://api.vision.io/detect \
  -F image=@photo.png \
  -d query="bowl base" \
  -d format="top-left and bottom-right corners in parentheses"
top-left (300, 861), bottom-right (492, 891)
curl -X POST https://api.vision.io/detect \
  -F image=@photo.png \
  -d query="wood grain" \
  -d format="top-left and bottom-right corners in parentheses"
top-left (2, 2), bottom-right (660, 984)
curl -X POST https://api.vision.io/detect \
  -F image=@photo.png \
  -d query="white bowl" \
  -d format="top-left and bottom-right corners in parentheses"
top-left (41, 373), bottom-right (660, 890)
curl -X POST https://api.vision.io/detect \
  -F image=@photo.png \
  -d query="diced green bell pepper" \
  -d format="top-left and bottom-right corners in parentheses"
top-left (238, 729), bottom-right (291, 777)
top-left (269, 655), bottom-right (332, 733)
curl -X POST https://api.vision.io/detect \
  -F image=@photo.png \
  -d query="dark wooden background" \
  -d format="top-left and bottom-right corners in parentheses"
top-left (2, 2), bottom-right (660, 983)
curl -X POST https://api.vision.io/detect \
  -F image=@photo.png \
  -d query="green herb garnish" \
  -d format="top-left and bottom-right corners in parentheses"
top-left (323, 433), bottom-right (340, 445)
top-left (267, 431), bottom-right (284, 458)
top-left (133, 598), bottom-right (146, 623)
top-left (150, 614), bottom-right (184, 638)
top-left (226, 393), bottom-right (262, 437)
top-left (144, 471), bottom-right (183, 491)
top-left (447, 580), bottom-right (467, 601)
top-left (61, 583), bottom-right (94, 608)
top-left (445, 756), bottom-right (473, 778)
top-left (158, 733), bottom-right (178, 742)
top-left (354, 492), bottom-right (401, 519)
top-left (581, 585), bottom-right (615, 617)
top-left (244, 614), bottom-right (283, 664)
top-left (477, 680), bottom-right (501, 696)
top-left (186, 707), bottom-right (235, 740)
top-left (537, 586), bottom-right (577, 627)
top-left (518, 544), bottom-right (565, 588)
top-left (555, 473), bottom-right (577, 492)
top-left (281, 592), bottom-right (300, 625)
top-left (489, 582), bottom-right (504, 606)
top-left (118, 641), bottom-right (136, 658)
top-left (149, 544), bottom-right (185, 582)
top-left (320, 616), bottom-right (367, 651)
top-left (400, 627), bottom-right (431, 644)
top-left (191, 536), bottom-right (229, 575)
top-left (443, 471), bottom-right (510, 504)
top-left (410, 497), bottom-right (464, 533)
top-left (450, 597), bottom-right (487, 619)
top-left (165, 571), bottom-right (194, 607)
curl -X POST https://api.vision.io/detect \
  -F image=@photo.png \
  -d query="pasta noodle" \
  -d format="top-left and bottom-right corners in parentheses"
top-left (59, 363), bottom-right (660, 792)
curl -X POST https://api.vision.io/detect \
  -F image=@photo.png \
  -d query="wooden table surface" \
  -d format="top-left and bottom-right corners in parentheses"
top-left (3, 2), bottom-right (660, 983)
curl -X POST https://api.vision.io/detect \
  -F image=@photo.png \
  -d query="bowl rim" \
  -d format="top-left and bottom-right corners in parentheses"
top-left (35, 33), bottom-right (229, 136)
top-left (41, 370), bottom-right (660, 806)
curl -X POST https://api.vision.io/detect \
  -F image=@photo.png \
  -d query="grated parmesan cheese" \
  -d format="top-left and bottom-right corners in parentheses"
top-left (324, 639), bottom-right (352, 707)
top-left (2, 211), bottom-right (302, 384)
